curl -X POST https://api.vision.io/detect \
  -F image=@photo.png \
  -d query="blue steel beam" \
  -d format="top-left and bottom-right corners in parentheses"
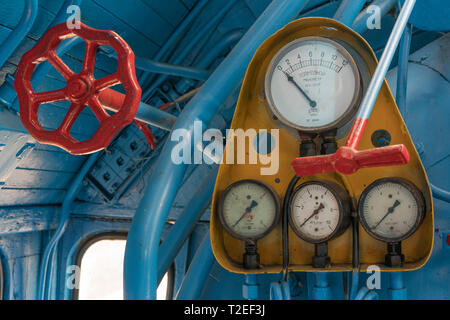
top-left (0, 0), bottom-right (84, 109)
top-left (157, 167), bottom-right (218, 283)
top-left (135, 57), bottom-right (210, 81)
top-left (0, 0), bottom-right (38, 69)
top-left (174, 232), bottom-right (215, 300)
top-left (124, 0), bottom-right (310, 300)
top-left (142, 0), bottom-right (240, 100)
top-left (139, 0), bottom-right (210, 88)
top-left (333, 0), bottom-right (367, 27)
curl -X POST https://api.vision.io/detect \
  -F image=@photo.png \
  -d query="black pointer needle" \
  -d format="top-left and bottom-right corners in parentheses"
top-left (300, 203), bottom-right (325, 228)
top-left (283, 72), bottom-right (317, 108)
top-left (232, 200), bottom-right (258, 228)
top-left (371, 200), bottom-right (401, 230)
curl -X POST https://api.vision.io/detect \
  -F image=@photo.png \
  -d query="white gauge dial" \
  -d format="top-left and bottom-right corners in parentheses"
top-left (289, 181), bottom-right (350, 243)
top-left (359, 178), bottom-right (425, 242)
top-left (219, 180), bottom-right (279, 240)
top-left (265, 36), bottom-right (361, 132)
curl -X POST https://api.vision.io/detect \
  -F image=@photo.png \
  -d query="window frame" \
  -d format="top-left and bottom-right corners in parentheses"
top-left (72, 232), bottom-right (174, 300)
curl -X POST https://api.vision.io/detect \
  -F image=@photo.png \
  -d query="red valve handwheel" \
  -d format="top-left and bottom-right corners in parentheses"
top-left (14, 22), bottom-right (141, 155)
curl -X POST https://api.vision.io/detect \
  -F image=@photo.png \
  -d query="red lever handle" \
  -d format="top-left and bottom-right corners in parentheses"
top-left (14, 22), bottom-right (141, 155)
top-left (292, 145), bottom-right (410, 176)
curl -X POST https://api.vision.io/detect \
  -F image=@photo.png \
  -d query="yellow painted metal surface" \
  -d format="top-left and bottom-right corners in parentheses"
top-left (210, 17), bottom-right (433, 274)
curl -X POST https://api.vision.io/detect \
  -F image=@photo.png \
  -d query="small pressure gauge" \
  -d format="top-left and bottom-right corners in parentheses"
top-left (265, 36), bottom-right (362, 133)
top-left (289, 180), bottom-right (351, 244)
top-left (358, 178), bottom-right (425, 243)
top-left (218, 179), bottom-right (280, 269)
top-left (218, 179), bottom-right (280, 241)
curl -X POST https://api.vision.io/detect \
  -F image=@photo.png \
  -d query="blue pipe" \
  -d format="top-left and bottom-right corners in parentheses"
top-left (142, 0), bottom-right (239, 100)
top-left (124, 0), bottom-right (310, 300)
top-left (174, 29), bottom-right (244, 94)
top-left (135, 57), bottom-right (210, 81)
top-left (396, 23), bottom-right (412, 116)
top-left (354, 285), bottom-right (379, 300)
top-left (313, 273), bottom-right (332, 300)
top-left (134, 101), bottom-right (177, 131)
top-left (352, 0), bottom-right (397, 34)
top-left (157, 168), bottom-right (217, 283)
top-left (270, 282), bottom-right (284, 300)
top-left (174, 232), bottom-right (215, 300)
top-left (243, 274), bottom-right (259, 300)
top-left (350, 271), bottom-right (360, 300)
top-left (37, 151), bottom-right (101, 299)
top-left (354, 286), bottom-right (370, 300)
top-left (0, 0), bottom-right (38, 69)
top-left (431, 183), bottom-right (450, 203)
top-left (281, 281), bottom-right (291, 300)
top-left (355, 0), bottom-right (416, 122)
top-left (270, 281), bottom-right (291, 300)
top-left (333, 0), bottom-right (367, 27)
top-left (364, 291), bottom-right (379, 300)
top-left (389, 272), bottom-right (407, 300)
top-left (139, 0), bottom-right (210, 87)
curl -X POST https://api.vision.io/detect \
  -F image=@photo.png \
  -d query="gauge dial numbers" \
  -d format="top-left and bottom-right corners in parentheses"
top-left (289, 180), bottom-right (351, 244)
top-left (265, 36), bottom-right (362, 133)
top-left (358, 178), bottom-right (426, 243)
top-left (218, 180), bottom-right (280, 241)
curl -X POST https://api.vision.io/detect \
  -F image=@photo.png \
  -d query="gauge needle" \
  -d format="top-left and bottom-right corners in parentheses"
top-left (232, 200), bottom-right (258, 228)
top-left (371, 200), bottom-right (401, 230)
top-left (300, 203), bottom-right (324, 227)
top-left (283, 71), bottom-right (317, 108)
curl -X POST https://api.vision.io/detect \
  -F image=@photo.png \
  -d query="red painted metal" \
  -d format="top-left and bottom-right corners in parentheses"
top-left (14, 22), bottom-right (141, 155)
top-left (291, 117), bottom-right (410, 176)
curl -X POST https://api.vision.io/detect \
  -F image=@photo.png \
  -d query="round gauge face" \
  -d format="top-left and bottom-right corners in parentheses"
top-left (218, 180), bottom-right (280, 240)
top-left (289, 181), bottom-right (349, 243)
top-left (358, 178), bottom-right (425, 242)
top-left (265, 36), bottom-right (361, 132)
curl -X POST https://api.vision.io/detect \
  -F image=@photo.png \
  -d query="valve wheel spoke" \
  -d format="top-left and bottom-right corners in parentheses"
top-left (33, 89), bottom-right (67, 104)
top-left (88, 96), bottom-right (110, 123)
top-left (58, 102), bottom-right (85, 135)
top-left (47, 52), bottom-right (74, 80)
top-left (95, 73), bottom-right (121, 92)
top-left (82, 42), bottom-right (98, 74)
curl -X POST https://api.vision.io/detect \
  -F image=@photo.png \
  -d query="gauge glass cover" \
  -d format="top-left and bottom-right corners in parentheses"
top-left (265, 36), bottom-right (361, 132)
top-left (289, 181), bottom-right (345, 243)
top-left (218, 180), bottom-right (280, 240)
top-left (358, 178), bottom-right (425, 242)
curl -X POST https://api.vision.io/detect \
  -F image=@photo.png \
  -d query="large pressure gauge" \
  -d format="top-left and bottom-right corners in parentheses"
top-left (358, 178), bottom-right (425, 242)
top-left (289, 180), bottom-right (351, 244)
top-left (265, 36), bottom-right (362, 133)
top-left (218, 179), bottom-right (280, 241)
